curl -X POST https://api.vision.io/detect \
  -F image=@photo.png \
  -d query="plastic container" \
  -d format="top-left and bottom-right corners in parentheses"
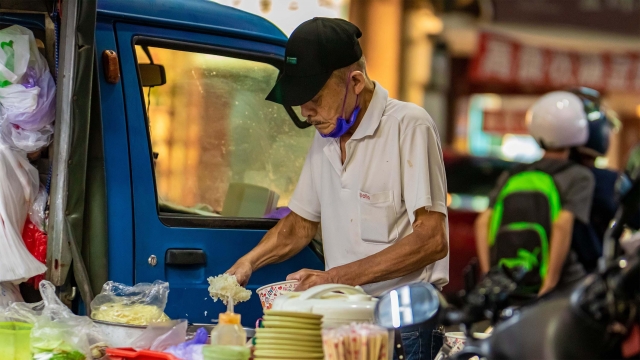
top-left (202, 345), bottom-right (250, 360)
top-left (0, 322), bottom-right (33, 360)
top-left (210, 313), bottom-right (246, 346)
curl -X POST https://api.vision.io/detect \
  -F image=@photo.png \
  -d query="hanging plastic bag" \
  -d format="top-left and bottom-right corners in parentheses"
top-left (22, 218), bottom-right (47, 289)
top-left (0, 142), bottom-right (46, 283)
top-left (90, 281), bottom-right (171, 325)
top-left (28, 281), bottom-right (106, 360)
top-left (0, 25), bottom-right (48, 84)
top-left (165, 327), bottom-right (208, 360)
top-left (0, 28), bottom-right (30, 86)
top-left (0, 282), bottom-right (24, 308)
top-left (130, 320), bottom-right (187, 352)
top-left (0, 25), bottom-right (56, 153)
top-left (29, 184), bottom-right (48, 232)
top-left (1, 120), bottom-right (53, 153)
top-left (3, 69), bottom-right (56, 132)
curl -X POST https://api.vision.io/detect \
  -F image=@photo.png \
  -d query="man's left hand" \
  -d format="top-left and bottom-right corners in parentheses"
top-left (286, 269), bottom-right (339, 291)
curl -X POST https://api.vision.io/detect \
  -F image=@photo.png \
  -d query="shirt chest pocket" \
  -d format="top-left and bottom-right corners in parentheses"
top-left (359, 190), bottom-right (399, 244)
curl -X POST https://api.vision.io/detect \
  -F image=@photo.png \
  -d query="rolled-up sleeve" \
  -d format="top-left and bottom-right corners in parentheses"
top-left (288, 145), bottom-right (321, 222)
top-left (400, 121), bottom-right (448, 224)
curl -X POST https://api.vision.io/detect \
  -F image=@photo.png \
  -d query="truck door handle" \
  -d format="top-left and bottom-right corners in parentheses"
top-left (165, 249), bottom-right (207, 266)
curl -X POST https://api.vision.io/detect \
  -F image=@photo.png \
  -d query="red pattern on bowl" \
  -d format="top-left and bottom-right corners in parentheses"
top-left (256, 281), bottom-right (298, 310)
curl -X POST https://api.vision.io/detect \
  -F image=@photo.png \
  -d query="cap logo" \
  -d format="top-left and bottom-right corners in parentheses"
top-left (286, 57), bottom-right (297, 65)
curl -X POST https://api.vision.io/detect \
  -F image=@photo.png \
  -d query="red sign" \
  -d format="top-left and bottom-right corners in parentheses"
top-left (469, 32), bottom-right (640, 93)
top-left (482, 109), bottom-right (529, 135)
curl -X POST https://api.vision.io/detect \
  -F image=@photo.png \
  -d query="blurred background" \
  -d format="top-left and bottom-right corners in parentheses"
top-left (210, 0), bottom-right (640, 171)
top-left (142, 0), bottom-right (640, 294)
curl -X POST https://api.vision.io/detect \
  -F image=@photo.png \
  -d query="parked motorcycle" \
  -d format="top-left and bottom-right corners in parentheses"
top-left (375, 146), bottom-right (640, 359)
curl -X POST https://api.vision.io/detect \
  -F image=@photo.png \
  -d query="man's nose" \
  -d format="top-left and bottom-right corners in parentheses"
top-left (300, 102), bottom-right (315, 118)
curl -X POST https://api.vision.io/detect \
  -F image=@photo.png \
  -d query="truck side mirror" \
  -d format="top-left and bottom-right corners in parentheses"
top-left (139, 63), bottom-right (167, 87)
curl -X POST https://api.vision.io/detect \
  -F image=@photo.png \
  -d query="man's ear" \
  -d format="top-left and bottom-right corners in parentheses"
top-left (351, 71), bottom-right (366, 95)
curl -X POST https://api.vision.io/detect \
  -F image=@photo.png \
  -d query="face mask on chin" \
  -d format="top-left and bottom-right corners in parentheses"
top-left (320, 74), bottom-right (360, 139)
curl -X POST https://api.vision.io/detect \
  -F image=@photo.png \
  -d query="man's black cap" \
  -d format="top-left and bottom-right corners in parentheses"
top-left (266, 18), bottom-right (363, 106)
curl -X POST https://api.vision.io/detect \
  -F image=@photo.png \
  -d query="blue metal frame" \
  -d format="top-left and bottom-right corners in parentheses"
top-left (95, 21), bottom-right (136, 286)
top-left (97, 0), bottom-right (287, 45)
top-left (113, 23), bottom-right (323, 326)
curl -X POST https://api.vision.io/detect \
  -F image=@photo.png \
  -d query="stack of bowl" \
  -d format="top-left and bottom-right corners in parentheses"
top-left (252, 310), bottom-right (324, 359)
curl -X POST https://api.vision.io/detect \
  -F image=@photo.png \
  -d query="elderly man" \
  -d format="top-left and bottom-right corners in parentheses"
top-left (227, 18), bottom-right (448, 360)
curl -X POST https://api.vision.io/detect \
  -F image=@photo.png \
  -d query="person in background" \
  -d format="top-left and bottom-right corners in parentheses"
top-left (475, 91), bottom-right (594, 298)
top-left (567, 88), bottom-right (618, 272)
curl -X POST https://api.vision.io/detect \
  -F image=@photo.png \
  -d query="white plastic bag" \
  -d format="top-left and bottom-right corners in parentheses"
top-left (4, 69), bottom-right (56, 131)
top-left (0, 142), bottom-right (46, 282)
top-left (0, 26), bottom-right (56, 153)
top-left (1, 120), bottom-right (54, 153)
top-left (0, 282), bottom-right (24, 308)
top-left (0, 29), bottom-right (30, 86)
top-left (0, 25), bottom-right (47, 83)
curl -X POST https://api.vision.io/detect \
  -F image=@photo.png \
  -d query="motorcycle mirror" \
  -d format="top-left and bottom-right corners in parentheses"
top-left (374, 283), bottom-right (441, 329)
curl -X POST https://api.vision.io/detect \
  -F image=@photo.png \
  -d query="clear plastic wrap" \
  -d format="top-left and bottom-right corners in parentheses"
top-left (0, 142), bottom-right (46, 283)
top-left (29, 184), bottom-right (48, 232)
top-left (90, 281), bottom-right (171, 325)
top-left (130, 319), bottom-right (187, 352)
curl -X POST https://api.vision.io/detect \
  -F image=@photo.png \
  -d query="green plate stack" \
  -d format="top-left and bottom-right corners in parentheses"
top-left (253, 310), bottom-right (324, 359)
top-left (0, 322), bottom-right (33, 360)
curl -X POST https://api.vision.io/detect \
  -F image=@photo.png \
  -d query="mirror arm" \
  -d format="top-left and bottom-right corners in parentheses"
top-left (142, 45), bottom-right (154, 64)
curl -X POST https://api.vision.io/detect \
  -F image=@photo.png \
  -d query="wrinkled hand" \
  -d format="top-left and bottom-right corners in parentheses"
top-left (287, 269), bottom-right (338, 291)
top-left (226, 260), bottom-right (253, 287)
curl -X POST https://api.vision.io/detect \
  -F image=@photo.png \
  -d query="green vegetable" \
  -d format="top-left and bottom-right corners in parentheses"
top-left (33, 350), bottom-right (85, 360)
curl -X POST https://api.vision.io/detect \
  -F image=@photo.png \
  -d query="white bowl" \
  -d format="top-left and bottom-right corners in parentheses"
top-left (256, 281), bottom-right (298, 310)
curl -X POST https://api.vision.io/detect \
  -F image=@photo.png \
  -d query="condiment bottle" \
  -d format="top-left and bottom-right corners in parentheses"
top-left (210, 312), bottom-right (246, 346)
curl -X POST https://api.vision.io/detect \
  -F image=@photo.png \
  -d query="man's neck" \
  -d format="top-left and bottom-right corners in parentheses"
top-left (342, 81), bottom-right (376, 139)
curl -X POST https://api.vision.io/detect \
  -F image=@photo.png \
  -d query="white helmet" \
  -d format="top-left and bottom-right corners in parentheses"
top-left (526, 91), bottom-right (589, 150)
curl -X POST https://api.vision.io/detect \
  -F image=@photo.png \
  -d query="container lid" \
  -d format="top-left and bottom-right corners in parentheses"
top-left (219, 312), bottom-right (241, 325)
top-left (202, 345), bottom-right (250, 360)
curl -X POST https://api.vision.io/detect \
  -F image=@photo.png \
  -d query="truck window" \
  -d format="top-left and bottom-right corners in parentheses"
top-left (134, 45), bottom-right (315, 219)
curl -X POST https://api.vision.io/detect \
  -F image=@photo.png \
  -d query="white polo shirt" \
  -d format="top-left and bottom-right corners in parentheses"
top-left (288, 82), bottom-right (449, 296)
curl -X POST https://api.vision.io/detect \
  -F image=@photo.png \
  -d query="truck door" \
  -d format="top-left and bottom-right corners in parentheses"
top-left (113, 23), bottom-right (323, 325)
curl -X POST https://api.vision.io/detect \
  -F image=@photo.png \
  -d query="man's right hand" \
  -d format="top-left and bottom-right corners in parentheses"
top-left (224, 212), bottom-right (319, 288)
top-left (226, 260), bottom-right (253, 287)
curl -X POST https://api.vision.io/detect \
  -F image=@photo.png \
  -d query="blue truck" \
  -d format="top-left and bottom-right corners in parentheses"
top-left (3, 0), bottom-right (323, 327)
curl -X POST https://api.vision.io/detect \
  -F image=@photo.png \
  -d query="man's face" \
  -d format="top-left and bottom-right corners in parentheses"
top-left (300, 75), bottom-right (350, 135)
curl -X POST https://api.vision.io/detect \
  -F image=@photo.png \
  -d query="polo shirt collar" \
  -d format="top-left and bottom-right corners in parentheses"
top-left (351, 81), bottom-right (388, 140)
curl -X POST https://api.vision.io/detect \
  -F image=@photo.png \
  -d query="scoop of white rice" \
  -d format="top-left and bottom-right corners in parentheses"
top-left (207, 274), bottom-right (252, 305)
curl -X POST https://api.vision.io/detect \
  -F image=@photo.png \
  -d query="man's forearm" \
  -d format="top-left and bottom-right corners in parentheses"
top-left (544, 211), bottom-right (574, 289)
top-left (329, 210), bottom-right (448, 287)
top-left (475, 210), bottom-right (492, 273)
top-left (239, 212), bottom-right (318, 271)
